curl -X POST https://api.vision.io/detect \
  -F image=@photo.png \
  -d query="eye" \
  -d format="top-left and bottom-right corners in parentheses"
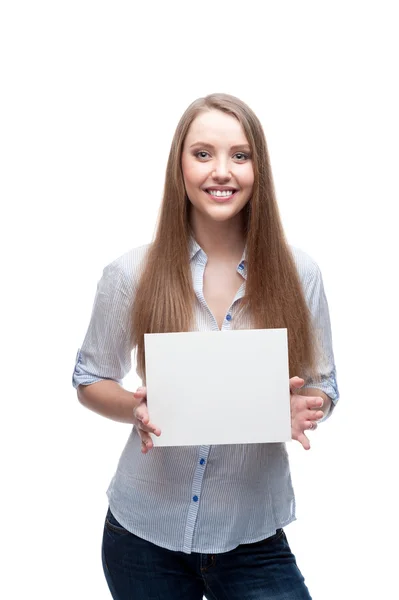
top-left (195, 151), bottom-right (211, 160)
top-left (234, 152), bottom-right (250, 161)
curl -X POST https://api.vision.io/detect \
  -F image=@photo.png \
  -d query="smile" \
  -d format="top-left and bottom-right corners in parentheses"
top-left (205, 190), bottom-right (237, 198)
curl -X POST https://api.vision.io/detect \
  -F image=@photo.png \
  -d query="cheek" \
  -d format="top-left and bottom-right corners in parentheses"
top-left (242, 166), bottom-right (255, 191)
top-left (182, 162), bottom-right (206, 188)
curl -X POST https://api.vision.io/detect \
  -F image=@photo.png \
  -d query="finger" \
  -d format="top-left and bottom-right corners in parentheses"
top-left (137, 411), bottom-right (161, 435)
top-left (304, 421), bottom-right (318, 431)
top-left (297, 432), bottom-right (311, 450)
top-left (137, 420), bottom-right (161, 436)
top-left (306, 397), bottom-right (324, 410)
top-left (139, 431), bottom-right (154, 453)
top-left (133, 387), bottom-right (147, 399)
top-left (134, 403), bottom-right (149, 422)
top-left (290, 394), bottom-right (308, 412)
top-left (134, 403), bottom-right (161, 436)
top-left (289, 376), bottom-right (305, 392)
top-left (305, 409), bottom-right (324, 421)
top-left (290, 378), bottom-right (305, 390)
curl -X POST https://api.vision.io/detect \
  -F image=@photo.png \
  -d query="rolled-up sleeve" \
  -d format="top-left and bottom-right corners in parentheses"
top-left (72, 261), bottom-right (134, 389)
top-left (301, 261), bottom-right (340, 418)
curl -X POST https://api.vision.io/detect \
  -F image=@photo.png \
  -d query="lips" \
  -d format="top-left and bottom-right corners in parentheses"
top-left (205, 189), bottom-right (238, 202)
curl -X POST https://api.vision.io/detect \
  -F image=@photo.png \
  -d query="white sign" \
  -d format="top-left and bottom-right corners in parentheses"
top-left (144, 328), bottom-right (291, 446)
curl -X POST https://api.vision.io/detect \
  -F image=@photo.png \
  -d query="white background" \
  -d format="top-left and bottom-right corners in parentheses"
top-left (1, 1), bottom-right (398, 598)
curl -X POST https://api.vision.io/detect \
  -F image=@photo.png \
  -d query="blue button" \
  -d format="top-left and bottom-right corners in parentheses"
top-left (239, 262), bottom-right (244, 269)
top-left (193, 495), bottom-right (199, 502)
top-left (226, 314), bottom-right (232, 321)
top-left (200, 458), bottom-right (205, 465)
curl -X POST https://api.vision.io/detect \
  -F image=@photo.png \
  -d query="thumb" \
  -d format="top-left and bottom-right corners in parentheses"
top-left (289, 376), bottom-right (305, 392)
top-left (134, 401), bottom-right (149, 421)
top-left (133, 386), bottom-right (147, 397)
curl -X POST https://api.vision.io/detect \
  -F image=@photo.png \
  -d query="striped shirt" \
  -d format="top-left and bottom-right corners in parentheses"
top-left (72, 238), bottom-right (339, 554)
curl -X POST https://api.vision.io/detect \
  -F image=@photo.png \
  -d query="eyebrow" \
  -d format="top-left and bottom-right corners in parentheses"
top-left (189, 142), bottom-right (251, 151)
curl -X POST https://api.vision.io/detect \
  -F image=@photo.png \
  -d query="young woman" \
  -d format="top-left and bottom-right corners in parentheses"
top-left (73, 93), bottom-right (339, 599)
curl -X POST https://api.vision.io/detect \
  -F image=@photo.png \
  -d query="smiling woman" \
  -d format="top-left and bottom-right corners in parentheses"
top-left (73, 93), bottom-right (339, 600)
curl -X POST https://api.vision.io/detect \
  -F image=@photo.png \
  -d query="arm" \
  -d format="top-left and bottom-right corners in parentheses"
top-left (78, 382), bottom-right (160, 448)
top-left (289, 253), bottom-right (338, 448)
top-left (300, 257), bottom-right (339, 420)
top-left (72, 258), bottom-right (161, 446)
top-left (72, 261), bottom-right (135, 419)
top-left (77, 380), bottom-right (139, 424)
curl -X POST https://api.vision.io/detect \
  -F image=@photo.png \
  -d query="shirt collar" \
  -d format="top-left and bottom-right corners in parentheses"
top-left (189, 236), bottom-right (247, 270)
top-left (189, 237), bottom-right (202, 261)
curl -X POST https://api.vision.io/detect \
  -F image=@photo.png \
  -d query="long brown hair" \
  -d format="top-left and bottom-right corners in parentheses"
top-left (132, 93), bottom-right (320, 382)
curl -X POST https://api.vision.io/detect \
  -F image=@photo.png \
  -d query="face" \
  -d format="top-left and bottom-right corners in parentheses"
top-left (181, 109), bottom-right (254, 225)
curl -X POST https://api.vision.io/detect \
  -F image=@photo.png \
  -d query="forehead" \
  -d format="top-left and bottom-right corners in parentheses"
top-left (184, 109), bottom-right (249, 146)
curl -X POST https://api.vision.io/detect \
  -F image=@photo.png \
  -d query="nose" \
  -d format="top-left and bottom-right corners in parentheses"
top-left (212, 158), bottom-right (231, 182)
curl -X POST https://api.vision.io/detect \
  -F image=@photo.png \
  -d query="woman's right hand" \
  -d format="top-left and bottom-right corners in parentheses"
top-left (132, 387), bottom-right (161, 453)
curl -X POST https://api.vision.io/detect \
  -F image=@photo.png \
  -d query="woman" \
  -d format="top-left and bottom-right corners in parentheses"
top-left (73, 93), bottom-right (339, 599)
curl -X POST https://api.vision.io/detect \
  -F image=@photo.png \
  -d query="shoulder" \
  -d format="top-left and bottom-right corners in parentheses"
top-left (103, 243), bottom-right (152, 290)
top-left (288, 245), bottom-right (322, 286)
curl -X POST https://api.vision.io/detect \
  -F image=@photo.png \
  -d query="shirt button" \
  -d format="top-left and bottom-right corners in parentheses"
top-left (193, 495), bottom-right (199, 502)
top-left (239, 262), bottom-right (244, 269)
top-left (226, 314), bottom-right (232, 321)
top-left (199, 459), bottom-right (205, 465)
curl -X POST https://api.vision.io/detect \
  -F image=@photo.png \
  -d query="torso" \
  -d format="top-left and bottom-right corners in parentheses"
top-left (203, 259), bottom-right (244, 329)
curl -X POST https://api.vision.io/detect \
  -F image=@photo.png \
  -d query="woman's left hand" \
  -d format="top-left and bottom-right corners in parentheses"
top-left (290, 376), bottom-right (324, 450)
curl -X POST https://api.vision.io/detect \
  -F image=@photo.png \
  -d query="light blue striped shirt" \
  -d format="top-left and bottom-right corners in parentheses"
top-left (72, 239), bottom-right (339, 554)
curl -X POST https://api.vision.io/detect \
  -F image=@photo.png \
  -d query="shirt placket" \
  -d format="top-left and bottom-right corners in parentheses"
top-left (182, 444), bottom-right (211, 553)
top-left (182, 254), bottom-right (247, 553)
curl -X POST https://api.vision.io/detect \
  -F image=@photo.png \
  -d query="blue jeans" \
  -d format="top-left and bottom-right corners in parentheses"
top-left (102, 507), bottom-right (312, 599)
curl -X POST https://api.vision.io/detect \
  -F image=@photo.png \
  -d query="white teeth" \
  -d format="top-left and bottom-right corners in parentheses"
top-left (208, 190), bottom-right (234, 197)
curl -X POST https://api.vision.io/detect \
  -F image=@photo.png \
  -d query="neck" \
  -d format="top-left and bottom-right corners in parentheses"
top-left (190, 209), bottom-right (246, 260)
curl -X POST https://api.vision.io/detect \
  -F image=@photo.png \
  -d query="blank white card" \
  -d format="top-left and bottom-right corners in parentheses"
top-left (144, 328), bottom-right (291, 446)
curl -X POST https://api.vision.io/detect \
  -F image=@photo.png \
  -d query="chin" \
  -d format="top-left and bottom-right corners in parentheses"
top-left (204, 207), bottom-right (244, 222)
top-left (190, 199), bottom-right (249, 224)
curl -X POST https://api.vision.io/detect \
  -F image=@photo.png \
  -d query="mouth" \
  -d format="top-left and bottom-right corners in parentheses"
top-left (204, 188), bottom-right (239, 202)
